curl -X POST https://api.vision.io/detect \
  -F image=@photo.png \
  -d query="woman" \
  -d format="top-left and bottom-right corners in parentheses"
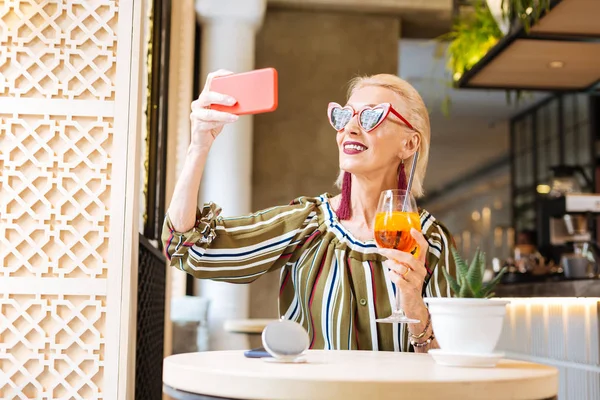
top-left (163, 70), bottom-right (456, 352)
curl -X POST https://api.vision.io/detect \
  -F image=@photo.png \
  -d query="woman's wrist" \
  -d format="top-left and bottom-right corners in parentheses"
top-left (403, 297), bottom-right (430, 336)
top-left (402, 295), bottom-right (426, 318)
top-left (187, 143), bottom-right (212, 157)
top-left (404, 302), bottom-right (437, 351)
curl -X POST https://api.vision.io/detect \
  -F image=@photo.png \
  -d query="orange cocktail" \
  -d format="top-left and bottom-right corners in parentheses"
top-left (374, 211), bottom-right (421, 257)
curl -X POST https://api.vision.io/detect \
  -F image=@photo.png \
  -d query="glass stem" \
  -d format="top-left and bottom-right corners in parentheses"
top-left (394, 289), bottom-right (404, 316)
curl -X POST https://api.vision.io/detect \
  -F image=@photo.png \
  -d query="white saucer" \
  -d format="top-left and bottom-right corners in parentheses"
top-left (263, 356), bottom-right (307, 364)
top-left (429, 349), bottom-right (504, 368)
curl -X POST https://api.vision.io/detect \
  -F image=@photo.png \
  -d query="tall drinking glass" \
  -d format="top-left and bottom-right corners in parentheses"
top-left (374, 189), bottom-right (421, 324)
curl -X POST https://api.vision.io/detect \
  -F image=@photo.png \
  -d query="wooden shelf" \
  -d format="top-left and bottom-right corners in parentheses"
top-left (458, 0), bottom-right (600, 92)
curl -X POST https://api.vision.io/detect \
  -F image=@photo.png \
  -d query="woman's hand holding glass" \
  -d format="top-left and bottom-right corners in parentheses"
top-left (378, 229), bottom-right (430, 317)
top-left (374, 189), bottom-right (429, 324)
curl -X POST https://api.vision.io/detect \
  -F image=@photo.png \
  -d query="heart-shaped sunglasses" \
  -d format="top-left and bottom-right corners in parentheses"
top-left (327, 102), bottom-right (415, 133)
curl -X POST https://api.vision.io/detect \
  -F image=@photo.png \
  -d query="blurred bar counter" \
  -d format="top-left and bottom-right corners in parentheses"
top-left (495, 279), bottom-right (600, 297)
top-left (495, 296), bottom-right (600, 399)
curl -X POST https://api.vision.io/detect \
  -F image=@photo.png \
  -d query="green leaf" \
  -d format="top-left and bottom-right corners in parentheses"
top-left (523, 16), bottom-right (531, 33)
top-left (451, 247), bottom-right (469, 281)
top-left (442, 267), bottom-right (461, 297)
top-left (459, 284), bottom-right (474, 298)
top-left (472, 287), bottom-right (486, 299)
top-left (533, 3), bottom-right (543, 21)
top-left (486, 292), bottom-right (496, 299)
top-left (501, 0), bottom-right (508, 18)
top-left (514, 0), bottom-right (524, 17)
top-left (482, 267), bottom-right (508, 297)
top-left (433, 41), bottom-right (446, 60)
top-left (441, 95), bottom-right (452, 118)
top-left (467, 248), bottom-right (484, 293)
top-left (503, 0), bottom-right (549, 33)
top-left (479, 249), bottom-right (486, 277)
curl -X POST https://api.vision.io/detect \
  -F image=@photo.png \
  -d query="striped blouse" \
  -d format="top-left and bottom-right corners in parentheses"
top-left (162, 194), bottom-right (456, 352)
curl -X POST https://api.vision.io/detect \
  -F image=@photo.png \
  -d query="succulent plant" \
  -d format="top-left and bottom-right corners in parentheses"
top-left (442, 247), bottom-right (507, 298)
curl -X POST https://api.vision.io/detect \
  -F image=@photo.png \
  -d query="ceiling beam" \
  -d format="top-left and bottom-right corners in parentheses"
top-left (267, 0), bottom-right (453, 38)
top-left (269, 0), bottom-right (451, 14)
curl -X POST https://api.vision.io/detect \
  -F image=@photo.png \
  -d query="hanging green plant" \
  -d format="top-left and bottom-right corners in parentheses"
top-left (430, 1), bottom-right (502, 116)
top-left (441, 2), bottom-right (503, 83)
top-left (433, 0), bottom-right (550, 116)
top-left (443, 0), bottom-right (551, 82)
top-left (501, 0), bottom-right (551, 33)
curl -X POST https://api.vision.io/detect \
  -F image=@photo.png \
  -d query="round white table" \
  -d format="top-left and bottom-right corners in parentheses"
top-left (163, 350), bottom-right (558, 400)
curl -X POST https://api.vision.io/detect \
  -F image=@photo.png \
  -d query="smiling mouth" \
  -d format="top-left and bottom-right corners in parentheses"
top-left (343, 142), bottom-right (368, 153)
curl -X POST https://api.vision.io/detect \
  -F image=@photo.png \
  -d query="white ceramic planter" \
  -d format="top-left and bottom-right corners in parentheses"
top-left (424, 298), bottom-right (510, 354)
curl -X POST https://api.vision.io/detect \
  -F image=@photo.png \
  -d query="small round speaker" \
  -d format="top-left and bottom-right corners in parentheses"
top-left (262, 319), bottom-right (309, 360)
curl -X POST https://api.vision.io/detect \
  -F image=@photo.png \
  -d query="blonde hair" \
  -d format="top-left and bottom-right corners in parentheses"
top-left (334, 74), bottom-right (431, 198)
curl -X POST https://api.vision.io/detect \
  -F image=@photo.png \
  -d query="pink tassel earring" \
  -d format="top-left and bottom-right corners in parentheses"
top-left (398, 160), bottom-right (408, 192)
top-left (336, 171), bottom-right (352, 220)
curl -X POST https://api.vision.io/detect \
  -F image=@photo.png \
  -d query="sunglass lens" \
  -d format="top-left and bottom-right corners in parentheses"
top-left (330, 107), bottom-right (353, 130)
top-left (360, 108), bottom-right (385, 131)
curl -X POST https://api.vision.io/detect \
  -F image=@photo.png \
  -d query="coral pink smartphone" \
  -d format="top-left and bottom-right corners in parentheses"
top-left (210, 68), bottom-right (278, 115)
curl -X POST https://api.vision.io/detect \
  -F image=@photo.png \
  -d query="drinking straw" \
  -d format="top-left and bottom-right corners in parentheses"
top-left (402, 151), bottom-right (419, 211)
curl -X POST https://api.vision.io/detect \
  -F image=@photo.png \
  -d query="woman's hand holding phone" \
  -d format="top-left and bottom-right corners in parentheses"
top-left (189, 69), bottom-right (239, 149)
top-left (171, 69), bottom-right (242, 233)
top-left (171, 68), bottom-right (277, 232)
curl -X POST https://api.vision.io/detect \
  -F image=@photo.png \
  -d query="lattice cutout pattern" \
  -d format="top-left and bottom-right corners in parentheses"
top-left (0, 114), bottom-right (113, 279)
top-left (0, 294), bottom-right (106, 399)
top-left (0, 1), bottom-right (121, 398)
top-left (0, 0), bottom-right (118, 100)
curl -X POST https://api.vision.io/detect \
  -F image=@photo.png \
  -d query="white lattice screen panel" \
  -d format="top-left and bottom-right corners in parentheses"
top-left (497, 298), bottom-right (600, 400)
top-left (0, 294), bottom-right (106, 399)
top-left (1, 114), bottom-right (112, 280)
top-left (0, 1), bottom-right (137, 399)
top-left (0, 0), bottom-right (118, 100)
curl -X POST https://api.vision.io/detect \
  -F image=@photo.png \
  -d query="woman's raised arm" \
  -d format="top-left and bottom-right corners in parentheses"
top-left (167, 69), bottom-right (238, 232)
